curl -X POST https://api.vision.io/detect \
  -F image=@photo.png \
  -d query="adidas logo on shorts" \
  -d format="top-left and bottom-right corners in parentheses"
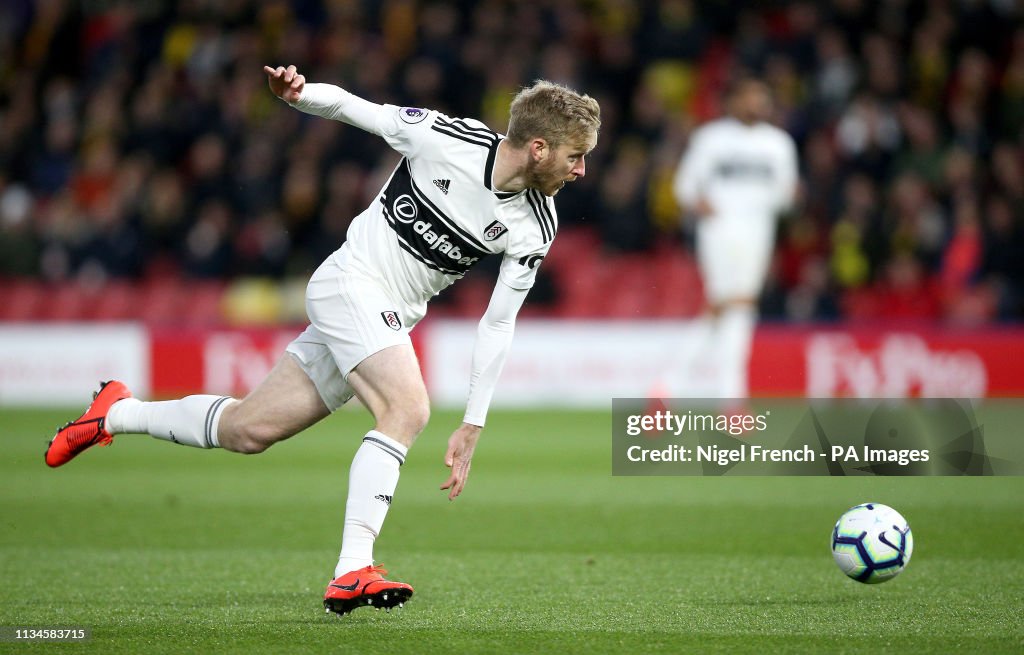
top-left (374, 494), bottom-right (393, 505)
top-left (432, 179), bottom-right (451, 195)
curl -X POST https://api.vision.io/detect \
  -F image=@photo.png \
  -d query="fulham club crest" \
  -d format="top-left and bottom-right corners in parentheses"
top-left (483, 220), bottom-right (508, 241)
top-left (381, 311), bottom-right (402, 331)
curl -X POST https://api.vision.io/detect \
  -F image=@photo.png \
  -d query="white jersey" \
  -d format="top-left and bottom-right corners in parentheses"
top-left (330, 104), bottom-right (557, 326)
top-left (289, 83), bottom-right (560, 425)
top-left (674, 116), bottom-right (798, 303)
top-left (674, 117), bottom-right (797, 226)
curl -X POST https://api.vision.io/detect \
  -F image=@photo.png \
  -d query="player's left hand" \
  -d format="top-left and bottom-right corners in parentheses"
top-left (440, 423), bottom-right (481, 501)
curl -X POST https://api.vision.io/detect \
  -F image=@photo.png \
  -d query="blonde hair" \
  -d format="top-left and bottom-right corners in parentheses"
top-left (506, 80), bottom-right (601, 148)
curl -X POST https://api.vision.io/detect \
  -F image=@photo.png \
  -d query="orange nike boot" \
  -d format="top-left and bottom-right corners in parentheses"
top-left (323, 564), bottom-right (413, 616)
top-left (45, 380), bottom-right (132, 468)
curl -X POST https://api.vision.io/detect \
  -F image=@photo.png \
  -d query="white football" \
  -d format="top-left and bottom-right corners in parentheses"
top-left (831, 503), bottom-right (913, 584)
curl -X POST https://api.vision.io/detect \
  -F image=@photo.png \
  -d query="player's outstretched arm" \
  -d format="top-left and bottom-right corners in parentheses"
top-left (263, 64), bottom-right (384, 135)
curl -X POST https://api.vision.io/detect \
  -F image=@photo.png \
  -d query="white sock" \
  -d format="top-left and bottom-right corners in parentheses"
top-left (106, 396), bottom-right (235, 448)
top-left (334, 430), bottom-right (407, 578)
top-left (716, 305), bottom-right (757, 400)
top-left (686, 314), bottom-right (717, 397)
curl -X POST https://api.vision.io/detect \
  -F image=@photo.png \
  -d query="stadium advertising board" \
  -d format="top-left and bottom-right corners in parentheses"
top-left (0, 324), bottom-right (150, 405)
top-left (0, 322), bottom-right (1020, 406)
top-left (425, 321), bottom-right (1024, 407)
top-left (149, 327), bottom-right (299, 398)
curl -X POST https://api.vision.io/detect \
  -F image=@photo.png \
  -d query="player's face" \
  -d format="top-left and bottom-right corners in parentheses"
top-left (732, 82), bottom-right (772, 124)
top-left (529, 133), bottom-right (597, 197)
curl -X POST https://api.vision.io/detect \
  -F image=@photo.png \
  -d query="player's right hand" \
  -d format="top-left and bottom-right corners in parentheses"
top-left (263, 64), bottom-right (305, 104)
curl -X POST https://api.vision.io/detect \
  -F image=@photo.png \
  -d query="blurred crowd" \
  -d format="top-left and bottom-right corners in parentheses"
top-left (0, 0), bottom-right (1022, 323)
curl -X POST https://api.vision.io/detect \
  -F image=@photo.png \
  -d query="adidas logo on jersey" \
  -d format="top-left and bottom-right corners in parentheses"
top-left (433, 179), bottom-right (451, 195)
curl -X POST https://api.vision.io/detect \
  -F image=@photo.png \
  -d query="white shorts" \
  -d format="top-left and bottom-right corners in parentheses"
top-left (696, 216), bottom-right (775, 304)
top-left (286, 258), bottom-right (413, 411)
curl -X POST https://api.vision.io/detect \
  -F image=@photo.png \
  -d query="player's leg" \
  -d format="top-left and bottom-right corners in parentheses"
top-left (216, 353), bottom-right (331, 453)
top-left (46, 352), bottom-right (330, 467)
top-left (696, 221), bottom-right (768, 402)
top-left (693, 222), bottom-right (731, 398)
top-left (321, 343), bottom-right (425, 615)
top-left (330, 343), bottom-right (428, 578)
top-left (711, 241), bottom-right (771, 402)
top-left (297, 262), bottom-right (421, 614)
top-left (711, 297), bottom-right (758, 400)
top-left (317, 344), bottom-right (425, 615)
top-left (109, 352), bottom-right (328, 453)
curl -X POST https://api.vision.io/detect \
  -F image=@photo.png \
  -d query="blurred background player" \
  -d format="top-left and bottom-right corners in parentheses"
top-left (45, 65), bottom-right (600, 616)
top-left (673, 77), bottom-right (798, 405)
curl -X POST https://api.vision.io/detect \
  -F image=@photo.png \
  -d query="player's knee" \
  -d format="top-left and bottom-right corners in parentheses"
top-left (225, 419), bottom-right (282, 455)
top-left (248, 422), bottom-right (288, 453)
top-left (218, 400), bottom-right (294, 454)
top-left (379, 398), bottom-right (430, 444)
top-left (406, 401), bottom-right (431, 436)
top-left (398, 401), bottom-right (431, 439)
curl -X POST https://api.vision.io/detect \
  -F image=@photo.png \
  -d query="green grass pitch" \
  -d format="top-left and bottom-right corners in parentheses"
top-left (2, 406), bottom-right (1022, 654)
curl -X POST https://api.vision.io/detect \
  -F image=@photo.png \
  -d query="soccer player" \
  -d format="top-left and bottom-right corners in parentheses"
top-left (673, 77), bottom-right (798, 404)
top-left (45, 65), bottom-right (600, 616)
